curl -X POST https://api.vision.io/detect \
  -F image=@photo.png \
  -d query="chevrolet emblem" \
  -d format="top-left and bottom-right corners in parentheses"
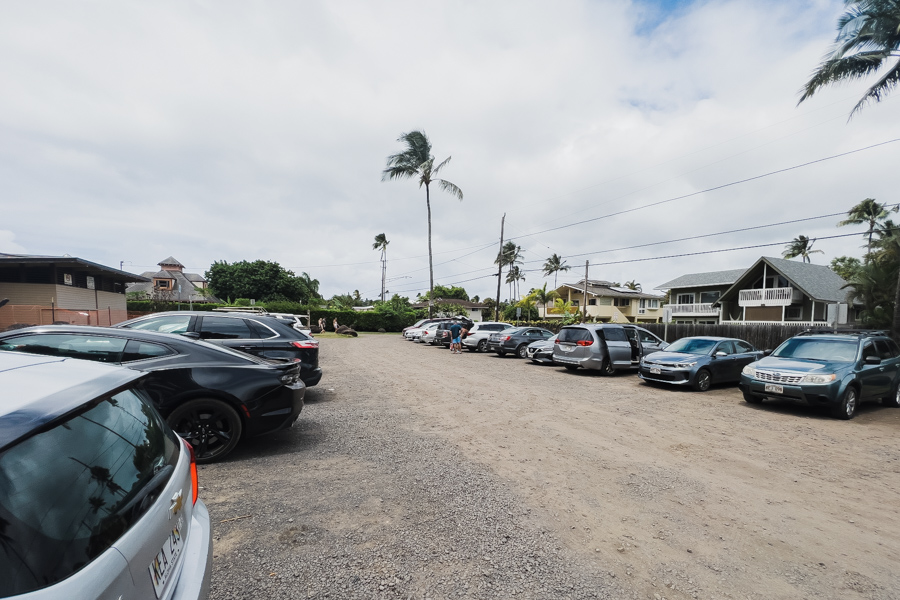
top-left (169, 490), bottom-right (184, 519)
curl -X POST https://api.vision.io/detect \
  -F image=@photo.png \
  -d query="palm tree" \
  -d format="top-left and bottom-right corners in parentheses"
top-left (543, 253), bottom-right (570, 288)
top-left (527, 283), bottom-right (560, 318)
top-left (496, 242), bottom-right (523, 299)
top-left (623, 280), bottom-right (642, 291)
top-left (373, 233), bottom-right (389, 302)
top-left (505, 265), bottom-right (525, 300)
top-left (837, 198), bottom-right (898, 260)
top-left (383, 131), bottom-right (463, 316)
top-left (783, 235), bottom-right (825, 263)
top-left (842, 258), bottom-right (896, 328)
top-left (798, 0), bottom-right (900, 117)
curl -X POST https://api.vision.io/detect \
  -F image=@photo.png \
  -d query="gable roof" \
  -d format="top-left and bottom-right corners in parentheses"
top-left (654, 268), bottom-right (747, 291)
top-left (159, 256), bottom-right (184, 268)
top-left (719, 257), bottom-right (850, 303)
top-left (557, 279), bottom-right (664, 300)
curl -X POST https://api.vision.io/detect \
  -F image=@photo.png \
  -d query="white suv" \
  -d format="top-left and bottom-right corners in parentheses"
top-left (462, 322), bottom-right (513, 352)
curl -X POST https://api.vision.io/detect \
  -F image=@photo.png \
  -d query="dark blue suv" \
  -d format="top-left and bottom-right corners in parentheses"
top-left (739, 330), bottom-right (900, 419)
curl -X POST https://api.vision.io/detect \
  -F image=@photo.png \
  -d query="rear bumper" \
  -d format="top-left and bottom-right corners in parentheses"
top-left (171, 499), bottom-right (212, 600)
top-left (552, 353), bottom-right (604, 369)
top-left (301, 367), bottom-right (322, 387)
top-left (246, 383), bottom-right (305, 437)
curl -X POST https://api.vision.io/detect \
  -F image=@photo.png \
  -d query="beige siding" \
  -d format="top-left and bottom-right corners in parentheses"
top-left (0, 283), bottom-right (56, 305)
top-left (0, 283), bottom-right (126, 311)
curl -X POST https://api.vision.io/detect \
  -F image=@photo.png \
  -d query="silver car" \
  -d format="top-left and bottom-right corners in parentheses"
top-left (462, 322), bottom-right (513, 352)
top-left (0, 353), bottom-right (212, 599)
top-left (553, 324), bottom-right (667, 374)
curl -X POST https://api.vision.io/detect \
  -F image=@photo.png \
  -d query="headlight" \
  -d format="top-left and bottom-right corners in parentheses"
top-left (742, 365), bottom-right (756, 378)
top-left (800, 373), bottom-right (837, 384)
top-left (674, 362), bottom-right (697, 369)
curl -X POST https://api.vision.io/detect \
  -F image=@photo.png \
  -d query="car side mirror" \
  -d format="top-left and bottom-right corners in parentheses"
top-left (865, 355), bottom-right (882, 365)
top-left (181, 332), bottom-right (201, 339)
top-left (763, 349), bottom-right (772, 356)
top-left (714, 351), bottom-right (727, 357)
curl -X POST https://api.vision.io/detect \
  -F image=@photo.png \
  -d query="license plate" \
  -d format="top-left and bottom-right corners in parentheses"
top-left (650, 367), bottom-right (661, 375)
top-left (149, 519), bottom-right (184, 598)
top-left (764, 383), bottom-right (783, 394)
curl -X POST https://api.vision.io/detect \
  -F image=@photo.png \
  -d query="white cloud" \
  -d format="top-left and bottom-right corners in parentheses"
top-left (1, 0), bottom-right (897, 301)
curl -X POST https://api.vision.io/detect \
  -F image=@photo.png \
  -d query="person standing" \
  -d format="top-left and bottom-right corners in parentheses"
top-left (449, 320), bottom-right (463, 354)
top-left (333, 317), bottom-right (339, 332)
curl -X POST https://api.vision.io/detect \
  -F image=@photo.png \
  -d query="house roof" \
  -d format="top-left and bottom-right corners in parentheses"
top-left (127, 269), bottom-right (220, 302)
top-left (0, 253), bottom-right (148, 282)
top-left (183, 272), bottom-right (206, 282)
top-left (557, 280), bottom-right (665, 300)
top-left (654, 268), bottom-right (747, 291)
top-left (159, 256), bottom-right (184, 268)
top-left (719, 257), bottom-right (850, 303)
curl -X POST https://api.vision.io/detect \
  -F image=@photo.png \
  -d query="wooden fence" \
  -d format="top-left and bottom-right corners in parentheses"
top-left (639, 322), bottom-right (845, 351)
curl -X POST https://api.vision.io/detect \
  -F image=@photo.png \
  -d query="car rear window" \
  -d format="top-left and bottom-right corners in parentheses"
top-left (0, 387), bottom-right (180, 596)
top-left (558, 327), bottom-right (593, 343)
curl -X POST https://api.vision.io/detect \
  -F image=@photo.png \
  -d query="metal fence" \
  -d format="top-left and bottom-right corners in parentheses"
top-left (0, 305), bottom-right (129, 331)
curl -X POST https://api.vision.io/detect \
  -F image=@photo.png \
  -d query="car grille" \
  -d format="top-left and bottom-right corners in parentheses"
top-left (755, 370), bottom-right (804, 384)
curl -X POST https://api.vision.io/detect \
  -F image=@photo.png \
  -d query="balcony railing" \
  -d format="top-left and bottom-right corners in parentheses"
top-left (738, 287), bottom-right (800, 307)
top-left (667, 303), bottom-right (719, 316)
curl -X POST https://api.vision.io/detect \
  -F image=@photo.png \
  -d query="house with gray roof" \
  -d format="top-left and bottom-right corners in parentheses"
top-left (552, 279), bottom-right (666, 323)
top-left (715, 257), bottom-right (854, 324)
top-left (126, 256), bottom-right (220, 303)
top-left (655, 268), bottom-right (746, 324)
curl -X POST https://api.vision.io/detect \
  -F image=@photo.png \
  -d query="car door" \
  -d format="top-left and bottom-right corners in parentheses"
top-left (196, 315), bottom-right (265, 355)
top-left (602, 326), bottom-right (633, 367)
top-left (857, 341), bottom-right (890, 400)
top-left (732, 340), bottom-right (760, 382)
top-left (637, 328), bottom-right (665, 357)
top-left (710, 340), bottom-right (736, 382)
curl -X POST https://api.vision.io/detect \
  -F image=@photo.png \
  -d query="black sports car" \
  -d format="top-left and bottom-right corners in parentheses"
top-left (0, 325), bottom-right (305, 462)
top-left (114, 311), bottom-right (322, 386)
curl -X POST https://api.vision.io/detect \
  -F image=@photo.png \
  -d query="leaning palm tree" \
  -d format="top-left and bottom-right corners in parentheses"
top-left (783, 235), bottom-right (825, 263)
top-left (837, 198), bottom-right (898, 260)
top-left (543, 253), bottom-right (570, 288)
top-left (373, 233), bottom-right (389, 302)
top-left (383, 131), bottom-right (463, 316)
top-left (798, 0), bottom-right (900, 117)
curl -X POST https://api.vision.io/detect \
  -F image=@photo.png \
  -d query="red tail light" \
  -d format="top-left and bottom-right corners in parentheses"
top-left (292, 340), bottom-right (319, 349)
top-left (554, 339), bottom-right (560, 344)
top-left (184, 439), bottom-right (199, 505)
top-left (503, 336), bottom-right (511, 341)
top-left (576, 340), bottom-right (593, 346)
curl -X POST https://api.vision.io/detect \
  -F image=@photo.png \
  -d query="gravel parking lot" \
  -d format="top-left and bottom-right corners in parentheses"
top-left (204, 334), bottom-right (900, 600)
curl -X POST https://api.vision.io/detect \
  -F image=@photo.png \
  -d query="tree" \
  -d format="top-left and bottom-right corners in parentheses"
top-left (373, 233), bottom-right (390, 302)
top-left (505, 265), bottom-right (525, 300)
top-left (837, 198), bottom-right (898, 260)
top-left (421, 285), bottom-right (469, 301)
top-left (382, 131), bottom-right (463, 316)
top-left (831, 256), bottom-right (863, 280)
top-left (798, 0), bottom-right (900, 117)
top-left (542, 253), bottom-right (570, 288)
top-left (623, 280), bottom-right (642, 291)
top-left (496, 242), bottom-right (523, 300)
top-left (206, 260), bottom-right (320, 303)
top-left (782, 235), bottom-right (824, 263)
top-left (527, 283), bottom-right (560, 318)
top-left (842, 259), bottom-right (896, 327)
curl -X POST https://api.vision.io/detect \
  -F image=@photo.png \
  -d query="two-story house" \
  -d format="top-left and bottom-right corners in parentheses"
top-left (126, 256), bottom-right (219, 303)
top-left (654, 268), bottom-right (746, 324)
top-left (550, 279), bottom-right (665, 323)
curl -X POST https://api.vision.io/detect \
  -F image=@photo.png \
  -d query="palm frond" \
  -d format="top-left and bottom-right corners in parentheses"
top-left (437, 179), bottom-right (463, 201)
top-left (850, 57), bottom-right (900, 116)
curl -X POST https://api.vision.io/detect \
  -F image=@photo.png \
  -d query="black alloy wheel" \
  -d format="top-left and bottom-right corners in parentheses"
top-left (692, 369), bottom-right (712, 392)
top-left (167, 398), bottom-right (243, 463)
top-left (600, 358), bottom-right (615, 376)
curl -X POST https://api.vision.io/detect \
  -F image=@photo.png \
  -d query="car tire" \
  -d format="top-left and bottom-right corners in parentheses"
top-left (692, 369), bottom-right (712, 392)
top-left (564, 365), bottom-right (579, 371)
top-left (600, 358), bottom-right (614, 376)
top-left (477, 339), bottom-right (487, 352)
top-left (166, 398), bottom-right (243, 464)
top-left (516, 344), bottom-right (528, 359)
top-left (743, 390), bottom-right (763, 404)
top-left (832, 386), bottom-right (858, 420)
top-left (497, 350), bottom-right (506, 357)
top-left (882, 383), bottom-right (900, 407)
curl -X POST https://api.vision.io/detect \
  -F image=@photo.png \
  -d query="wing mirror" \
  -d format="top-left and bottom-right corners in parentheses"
top-left (864, 355), bottom-right (882, 365)
top-left (714, 351), bottom-right (727, 357)
top-left (763, 349), bottom-right (772, 356)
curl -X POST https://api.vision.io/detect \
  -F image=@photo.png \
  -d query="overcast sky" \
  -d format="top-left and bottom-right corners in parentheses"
top-left (3, 0), bottom-right (899, 303)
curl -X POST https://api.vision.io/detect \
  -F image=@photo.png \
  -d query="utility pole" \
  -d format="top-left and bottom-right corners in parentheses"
top-left (582, 261), bottom-right (589, 323)
top-left (495, 213), bottom-right (505, 321)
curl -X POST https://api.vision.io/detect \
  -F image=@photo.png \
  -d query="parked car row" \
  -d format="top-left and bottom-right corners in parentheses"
top-left (404, 321), bottom-right (900, 420)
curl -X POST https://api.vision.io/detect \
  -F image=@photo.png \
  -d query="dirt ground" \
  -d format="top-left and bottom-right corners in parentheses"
top-left (362, 334), bottom-right (900, 597)
top-left (207, 333), bottom-right (900, 599)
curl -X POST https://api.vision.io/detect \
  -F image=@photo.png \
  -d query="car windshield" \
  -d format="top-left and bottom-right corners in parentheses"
top-left (772, 338), bottom-right (858, 362)
top-left (665, 338), bottom-right (717, 355)
top-left (504, 327), bottom-right (525, 336)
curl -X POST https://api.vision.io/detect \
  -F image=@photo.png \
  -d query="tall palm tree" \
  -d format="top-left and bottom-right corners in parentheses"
top-left (373, 233), bottom-right (389, 302)
top-left (383, 131), bottom-right (463, 316)
top-left (505, 265), bottom-right (526, 300)
top-left (798, 0), bottom-right (900, 117)
top-left (528, 283), bottom-right (560, 318)
top-left (837, 198), bottom-right (898, 260)
top-left (783, 235), bottom-right (824, 263)
top-left (543, 253), bottom-right (570, 288)
top-left (496, 241), bottom-right (523, 299)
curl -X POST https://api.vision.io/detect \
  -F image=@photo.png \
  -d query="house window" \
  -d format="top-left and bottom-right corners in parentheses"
top-left (752, 274), bottom-right (789, 289)
top-left (588, 299), bottom-right (597, 306)
top-left (640, 299), bottom-right (659, 310)
top-left (572, 300), bottom-right (579, 306)
top-left (154, 279), bottom-right (171, 290)
top-left (676, 293), bottom-right (694, 305)
top-left (785, 306), bottom-right (802, 320)
top-left (598, 298), bottom-right (612, 306)
top-left (614, 298), bottom-right (631, 307)
top-left (699, 291), bottom-right (720, 304)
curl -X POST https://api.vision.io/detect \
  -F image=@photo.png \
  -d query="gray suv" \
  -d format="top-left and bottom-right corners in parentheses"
top-left (553, 324), bottom-right (667, 374)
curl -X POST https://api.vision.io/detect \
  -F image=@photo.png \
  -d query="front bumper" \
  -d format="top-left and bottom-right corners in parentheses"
top-left (638, 365), bottom-right (692, 385)
top-left (739, 375), bottom-right (841, 406)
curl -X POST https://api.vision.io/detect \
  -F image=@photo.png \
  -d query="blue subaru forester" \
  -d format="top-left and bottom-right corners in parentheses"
top-left (739, 330), bottom-right (900, 419)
